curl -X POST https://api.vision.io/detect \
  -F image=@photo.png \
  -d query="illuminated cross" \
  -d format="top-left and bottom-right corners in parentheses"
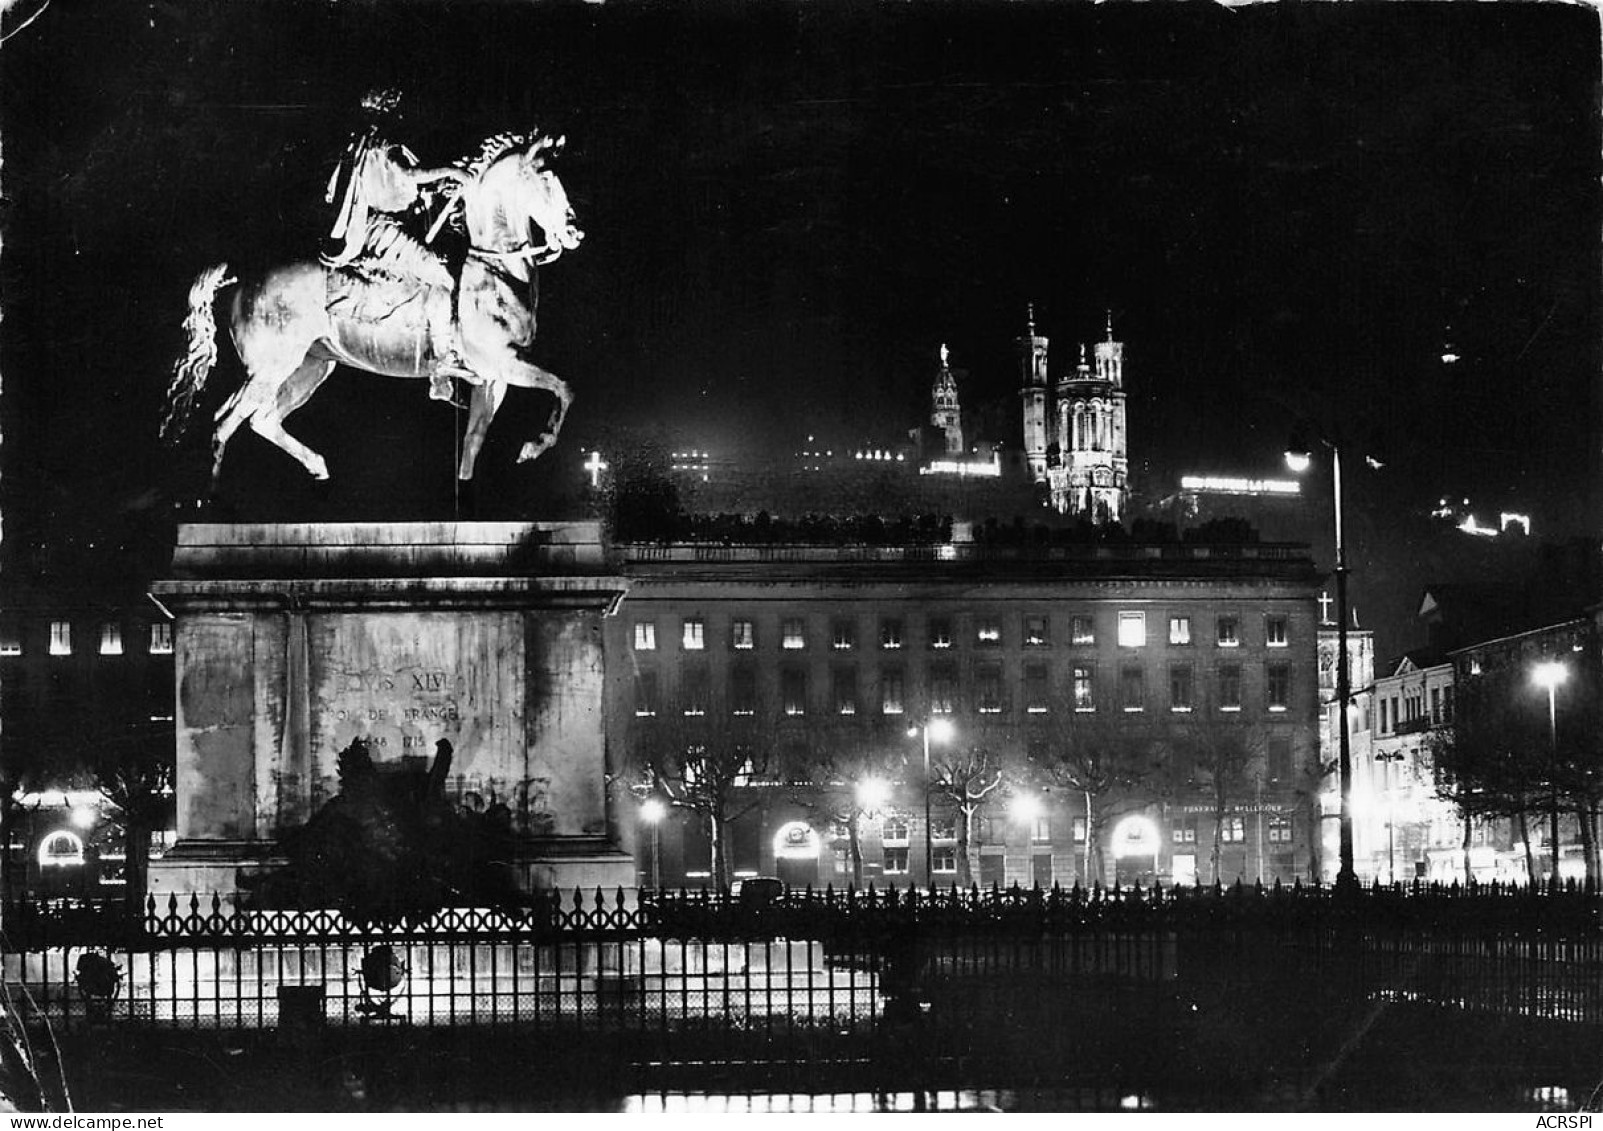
top-left (1318, 590), bottom-right (1334, 624)
top-left (583, 450), bottom-right (608, 488)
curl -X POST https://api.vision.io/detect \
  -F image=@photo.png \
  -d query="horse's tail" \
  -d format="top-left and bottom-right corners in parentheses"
top-left (161, 263), bottom-right (237, 444)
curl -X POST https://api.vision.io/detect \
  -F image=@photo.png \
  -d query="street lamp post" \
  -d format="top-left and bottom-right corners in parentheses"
top-left (1532, 660), bottom-right (1568, 889)
top-left (1287, 437), bottom-right (1357, 889)
top-left (1376, 750), bottom-right (1404, 886)
top-left (640, 798), bottom-right (666, 890)
top-left (908, 719), bottom-right (954, 887)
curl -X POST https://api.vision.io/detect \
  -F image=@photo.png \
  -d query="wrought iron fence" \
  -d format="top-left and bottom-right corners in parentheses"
top-left (2, 879), bottom-right (1601, 1040)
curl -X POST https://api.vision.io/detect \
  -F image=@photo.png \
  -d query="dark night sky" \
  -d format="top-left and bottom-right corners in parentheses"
top-left (1, 0), bottom-right (1599, 657)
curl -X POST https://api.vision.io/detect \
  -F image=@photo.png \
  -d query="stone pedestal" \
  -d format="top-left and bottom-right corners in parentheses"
top-left (148, 522), bottom-right (634, 898)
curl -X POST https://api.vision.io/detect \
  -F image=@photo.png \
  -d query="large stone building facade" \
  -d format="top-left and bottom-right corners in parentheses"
top-left (608, 539), bottom-right (1323, 890)
top-left (0, 595), bottom-right (175, 896)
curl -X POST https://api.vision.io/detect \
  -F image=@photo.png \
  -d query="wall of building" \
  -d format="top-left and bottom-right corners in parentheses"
top-left (608, 541), bottom-right (1322, 889)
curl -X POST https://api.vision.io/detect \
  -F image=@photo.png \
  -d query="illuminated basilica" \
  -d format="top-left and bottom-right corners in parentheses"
top-left (1019, 307), bottom-right (1128, 522)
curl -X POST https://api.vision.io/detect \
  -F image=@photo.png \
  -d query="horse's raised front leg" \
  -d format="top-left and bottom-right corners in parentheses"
top-left (458, 379), bottom-right (508, 481)
top-left (517, 367), bottom-right (571, 465)
top-left (462, 340), bottom-right (574, 468)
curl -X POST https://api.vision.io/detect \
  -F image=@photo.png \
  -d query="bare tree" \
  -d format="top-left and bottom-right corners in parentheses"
top-left (628, 697), bottom-right (775, 890)
top-left (929, 743), bottom-right (1005, 886)
top-left (790, 720), bottom-right (903, 887)
top-left (1026, 713), bottom-right (1155, 886)
top-left (1172, 716), bottom-right (1263, 884)
top-left (91, 722), bottom-right (174, 917)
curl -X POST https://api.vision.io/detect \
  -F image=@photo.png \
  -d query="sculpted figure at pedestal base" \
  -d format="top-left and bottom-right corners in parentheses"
top-left (162, 114), bottom-right (584, 484)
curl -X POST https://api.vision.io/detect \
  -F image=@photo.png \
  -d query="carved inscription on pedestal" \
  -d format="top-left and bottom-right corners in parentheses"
top-left (306, 611), bottom-right (527, 805)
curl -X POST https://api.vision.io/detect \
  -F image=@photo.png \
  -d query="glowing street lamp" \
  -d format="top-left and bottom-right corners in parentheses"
top-left (855, 775), bottom-right (891, 814)
top-left (908, 718), bottom-right (956, 886)
top-left (1009, 794), bottom-right (1042, 825)
top-left (1286, 429), bottom-right (1356, 890)
top-left (1532, 659), bottom-right (1568, 889)
top-left (640, 797), bottom-right (667, 890)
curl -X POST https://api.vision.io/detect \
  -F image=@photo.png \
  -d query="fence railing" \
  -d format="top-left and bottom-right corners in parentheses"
top-left (3, 879), bottom-right (1600, 1038)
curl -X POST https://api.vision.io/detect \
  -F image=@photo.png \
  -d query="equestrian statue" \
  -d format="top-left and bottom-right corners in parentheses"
top-left (162, 91), bottom-right (584, 483)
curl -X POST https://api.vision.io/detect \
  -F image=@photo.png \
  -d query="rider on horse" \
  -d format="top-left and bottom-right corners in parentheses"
top-left (323, 89), bottom-right (471, 402)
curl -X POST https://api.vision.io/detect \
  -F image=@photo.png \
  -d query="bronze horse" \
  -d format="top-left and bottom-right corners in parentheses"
top-left (163, 133), bottom-right (583, 482)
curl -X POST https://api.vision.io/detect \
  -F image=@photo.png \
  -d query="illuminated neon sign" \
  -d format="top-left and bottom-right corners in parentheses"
top-left (1180, 476), bottom-right (1301, 496)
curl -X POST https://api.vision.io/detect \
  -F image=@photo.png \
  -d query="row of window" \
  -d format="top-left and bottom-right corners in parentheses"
top-left (833, 810), bottom-right (1295, 845)
top-left (0, 622), bottom-right (172, 658)
top-left (632, 612), bottom-right (1294, 653)
top-left (634, 661), bottom-right (1296, 717)
top-left (1375, 685), bottom-right (1454, 734)
top-left (829, 820), bottom-right (1295, 876)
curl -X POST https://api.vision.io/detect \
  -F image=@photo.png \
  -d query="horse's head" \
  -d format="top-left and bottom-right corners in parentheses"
top-left (461, 131), bottom-right (584, 265)
top-left (515, 134), bottom-right (584, 261)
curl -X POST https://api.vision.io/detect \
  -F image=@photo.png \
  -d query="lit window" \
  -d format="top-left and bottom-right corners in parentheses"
top-left (833, 668), bottom-right (858, 716)
top-left (1071, 817), bottom-right (1087, 843)
top-left (96, 623), bottom-right (122, 656)
top-left (681, 667), bottom-right (709, 716)
top-left (149, 622), bottom-right (173, 655)
top-left (932, 847), bottom-right (957, 874)
top-left (1024, 664), bottom-right (1049, 714)
top-left (1120, 665), bottom-right (1145, 712)
top-left (976, 619), bottom-right (1001, 646)
top-left (1265, 615), bottom-right (1288, 648)
top-left (1071, 616), bottom-right (1095, 645)
top-left (882, 818), bottom-right (910, 843)
top-left (1268, 737), bottom-right (1292, 780)
top-left (1073, 666), bottom-right (1096, 712)
top-left (1267, 664), bottom-right (1291, 712)
top-left (731, 619), bottom-right (755, 650)
top-left (1169, 665), bottom-right (1194, 712)
top-left (49, 621), bottom-right (72, 657)
top-left (1171, 821), bottom-right (1198, 845)
top-left (880, 668), bottom-right (905, 715)
top-left (1032, 817), bottom-right (1051, 843)
top-left (929, 618), bottom-right (953, 649)
top-left (880, 620), bottom-right (903, 650)
top-left (782, 669), bottom-right (808, 716)
top-left (0, 623), bottom-right (20, 657)
top-left (1118, 612), bottom-right (1146, 648)
top-left (977, 665), bottom-right (1002, 714)
top-left (730, 667), bottom-right (757, 716)
top-left (633, 622), bottom-right (657, 651)
top-left (38, 830), bottom-right (85, 868)
top-left (1219, 664), bottom-right (1242, 711)
top-left (1221, 816), bottom-right (1246, 844)
top-left (931, 817), bottom-right (958, 840)
top-left (682, 618), bottom-right (705, 650)
top-left (832, 620), bottom-right (856, 651)
top-left (1216, 617), bottom-right (1239, 648)
top-left (782, 619), bottom-right (807, 650)
top-left (1024, 615), bottom-right (1049, 647)
top-left (634, 671), bottom-right (659, 717)
top-left (883, 847), bottom-right (910, 875)
top-left (929, 665), bottom-right (956, 715)
top-left (1169, 616), bottom-right (1191, 646)
top-left (1268, 817), bottom-right (1293, 844)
